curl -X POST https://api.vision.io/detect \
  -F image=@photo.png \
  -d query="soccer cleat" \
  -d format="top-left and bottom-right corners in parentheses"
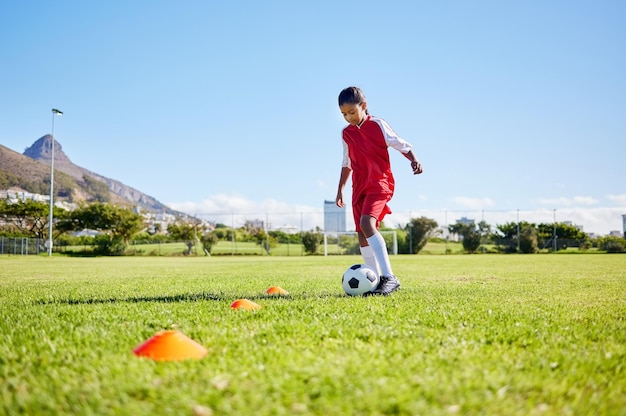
top-left (366, 274), bottom-right (400, 296)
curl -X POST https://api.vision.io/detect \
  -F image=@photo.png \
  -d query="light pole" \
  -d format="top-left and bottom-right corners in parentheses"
top-left (48, 108), bottom-right (63, 256)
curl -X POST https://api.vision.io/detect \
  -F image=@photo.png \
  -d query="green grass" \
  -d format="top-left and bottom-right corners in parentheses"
top-left (417, 241), bottom-right (465, 255)
top-left (63, 241), bottom-right (305, 256)
top-left (0, 255), bottom-right (624, 415)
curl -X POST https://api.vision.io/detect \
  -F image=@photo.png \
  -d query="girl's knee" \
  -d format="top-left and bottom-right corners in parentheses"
top-left (359, 215), bottom-right (377, 236)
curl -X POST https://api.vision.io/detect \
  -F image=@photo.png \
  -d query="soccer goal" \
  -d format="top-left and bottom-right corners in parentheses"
top-left (323, 230), bottom-right (397, 256)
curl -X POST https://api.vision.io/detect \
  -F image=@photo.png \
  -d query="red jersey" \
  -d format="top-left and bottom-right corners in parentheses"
top-left (342, 115), bottom-right (413, 199)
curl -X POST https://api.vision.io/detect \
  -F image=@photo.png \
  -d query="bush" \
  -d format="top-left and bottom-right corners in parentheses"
top-left (403, 217), bottom-right (439, 254)
top-left (598, 236), bottom-right (626, 253)
top-left (519, 226), bottom-right (539, 254)
top-left (201, 232), bottom-right (218, 255)
top-left (338, 234), bottom-right (360, 255)
top-left (301, 231), bottom-right (323, 255)
top-left (93, 235), bottom-right (126, 256)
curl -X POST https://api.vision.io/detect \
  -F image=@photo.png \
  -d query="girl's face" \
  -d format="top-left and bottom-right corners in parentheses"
top-left (340, 102), bottom-right (367, 126)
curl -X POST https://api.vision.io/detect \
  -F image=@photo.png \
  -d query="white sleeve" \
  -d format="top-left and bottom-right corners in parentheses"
top-left (341, 138), bottom-right (351, 168)
top-left (373, 118), bottom-right (413, 154)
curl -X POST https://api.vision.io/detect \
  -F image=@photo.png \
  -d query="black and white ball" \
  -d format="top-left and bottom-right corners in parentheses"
top-left (342, 264), bottom-right (379, 296)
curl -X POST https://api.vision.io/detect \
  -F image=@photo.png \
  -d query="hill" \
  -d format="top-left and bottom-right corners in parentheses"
top-left (0, 135), bottom-right (184, 216)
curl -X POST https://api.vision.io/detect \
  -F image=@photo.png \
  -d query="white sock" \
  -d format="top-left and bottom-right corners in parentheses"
top-left (366, 232), bottom-right (393, 277)
top-left (360, 245), bottom-right (380, 274)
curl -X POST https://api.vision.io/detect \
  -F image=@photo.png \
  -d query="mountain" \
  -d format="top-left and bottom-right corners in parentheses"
top-left (1, 135), bottom-right (184, 216)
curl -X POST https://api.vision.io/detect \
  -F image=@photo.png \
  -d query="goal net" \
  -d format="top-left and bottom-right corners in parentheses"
top-left (323, 231), bottom-right (397, 256)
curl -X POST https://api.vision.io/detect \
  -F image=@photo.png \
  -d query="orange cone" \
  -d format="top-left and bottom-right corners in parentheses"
top-left (230, 299), bottom-right (262, 310)
top-left (133, 330), bottom-right (208, 361)
top-left (265, 286), bottom-right (288, 295)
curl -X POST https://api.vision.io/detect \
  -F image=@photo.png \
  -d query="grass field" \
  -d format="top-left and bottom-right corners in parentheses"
top-left (1, 254), bottom-right (624, 415)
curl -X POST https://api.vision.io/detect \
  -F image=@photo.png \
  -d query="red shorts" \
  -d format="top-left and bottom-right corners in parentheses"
top-left (352, 193), bottom-right (392, 232)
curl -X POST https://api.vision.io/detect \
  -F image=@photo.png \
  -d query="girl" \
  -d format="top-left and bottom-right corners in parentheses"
top-left (335, 86), bottom-right (423, 295)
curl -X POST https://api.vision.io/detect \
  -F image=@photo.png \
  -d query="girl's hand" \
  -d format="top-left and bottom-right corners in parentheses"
top-left (411, 160), bottom-right (423, 175)
top-left (336, 193), bottom-right (344, 208)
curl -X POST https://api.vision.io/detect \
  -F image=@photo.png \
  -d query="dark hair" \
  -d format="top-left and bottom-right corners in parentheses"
top-left (338, 86), bottom-right (366, 107)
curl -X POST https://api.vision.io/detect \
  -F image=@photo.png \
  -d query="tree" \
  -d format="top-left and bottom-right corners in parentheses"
top-left (200, 232), bottom-right (218, 255)
top-left (212, 224), bottom-right (232, 240)
top-left (537, 222), bottom-right (588, 250)
top-left (301, 231), bottom-right (323, 255)
top-left (519, 225), bottom-right (539, 253)
top-left (497, 221), bottom-right (543, 253)
top-left (250, 228), bottom-right (277, 254)
top-left (598, 236), bottom-right (626, 253)
top-left (270, 230), bottom-right (301, 244)
top-left (448, 220), bottom-right (489, 254)
top-left (404, 216), bottom-right (439, 254)
top-left (0, 199), bottom-right (66, 240)
top-left (57, 203), bottom-right (144, 255)
top-left (167, 219), bottom-right (199, 255)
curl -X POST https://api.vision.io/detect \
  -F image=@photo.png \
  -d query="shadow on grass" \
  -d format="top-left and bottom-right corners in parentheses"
top-left (34, 292), bottom-right (225, 305)
top-left (34, 291), bottom-right (345, 305)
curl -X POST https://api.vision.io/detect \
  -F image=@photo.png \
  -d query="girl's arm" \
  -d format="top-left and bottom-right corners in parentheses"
top-left (336, 166), bottom-right (352, 207)
top-left (403, 150), bottom-right (423, 175)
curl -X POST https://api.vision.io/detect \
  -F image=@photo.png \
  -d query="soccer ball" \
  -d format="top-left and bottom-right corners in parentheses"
top-left (342, 264), bottom-right (379, 296)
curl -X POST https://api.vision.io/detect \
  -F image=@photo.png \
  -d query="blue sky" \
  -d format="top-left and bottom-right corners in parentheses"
top-left (1, 0), bottom-right (625, 234)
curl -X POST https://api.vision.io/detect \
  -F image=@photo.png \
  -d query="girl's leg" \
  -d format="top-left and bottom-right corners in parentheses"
top-left (359, 236), bottom-right (380, 274)
top-left (360, 215), bottom-right (393, 277)
top-left (353, 194), bottom-right (399, 295)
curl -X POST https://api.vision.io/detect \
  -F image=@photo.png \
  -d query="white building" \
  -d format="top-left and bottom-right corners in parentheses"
top-left (275, 225), bottom-right (300, 234)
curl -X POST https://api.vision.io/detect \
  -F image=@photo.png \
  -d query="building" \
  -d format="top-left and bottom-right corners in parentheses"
top-left (448, 217), bottom-right (475, 242)
top-left (323, 200), bottom-right (346, 233)
top-left (275, 224), bottom-right (300, 234)
top-left (563, 220), bottom-right (583, 232)
top-left (456, 217), bottom-right (474, 226)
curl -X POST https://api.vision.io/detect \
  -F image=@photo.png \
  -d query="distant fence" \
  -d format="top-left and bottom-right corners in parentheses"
top-left (0, 236), bottom-right (593, 256)
top-left (1, 208), bottom-right (618, 256)
top-left (191, 208), bottom-right (622, 239)
top-left (0, 237), bottom-right (46, 255)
